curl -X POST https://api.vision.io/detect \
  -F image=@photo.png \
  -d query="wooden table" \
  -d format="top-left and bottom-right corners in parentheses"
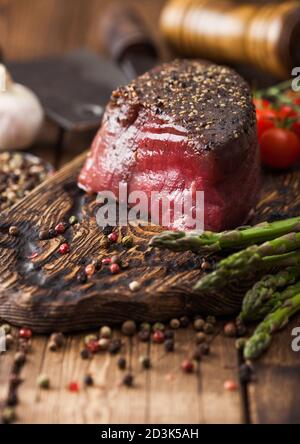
top-left (0, 140), bottom-right (299, 424)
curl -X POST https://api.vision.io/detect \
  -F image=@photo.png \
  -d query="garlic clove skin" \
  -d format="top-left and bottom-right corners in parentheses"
top-left (0, 66), bottom-right (44, 150)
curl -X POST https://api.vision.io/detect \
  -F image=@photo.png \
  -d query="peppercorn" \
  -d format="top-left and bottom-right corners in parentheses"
top-left (152, 322), bottom-right (165, 332)
top-left (108, 232), bottom-right (118, 243)
top-left (138, 330), bottom-right (150, 342)
top-left (201, 260), bottom-right (211, 271)
top-left (123, 373), bottom-right (134, 387)
top-left (181, 359), bottom-right (194, 373)
top-left (19, 327), bottom-right (32, 339)
top-left (69, 215), bottom-right (78, 225)
top-left (164, 339), bottom-right (174, 352)
top-left (2, 407), bottom-right (16, 424)
top-left (102, 257), bottom-right (111, 265)
top-left (110, 254), bottom-right (120, 264)
top-left (92, 258), bottom-right (101, 271)
top-left (9, 225), bottom-right (19, 236)
top-left (110, 263), bottom-right (120, 274)
top-left (153, 330), bottom-right (165, 344)
top-left (48, 228), bottom-right (56, 238)
top-left (195, 332), bottom-right (207, 344)
top-left (224, 380), bottom-right (237, 391)
top-left (164, 330), bottom-right (174, 340)
top-left (122, 235), bottom-right (133, 248)
top-left (69, 381), bottom-right (80, 392)
top-left (98, 338), bottom-right (109, 351)
top-left (50, 332), bottom-right (65, 348)
top-left (194, 318), bottom-right (205, 331)
top-left (39, 229), bottom-right (49, 240)
top-left (100, 326), bottom-right (112, 339)
top-left (108, 339), bottom-right (122, 355)
top-left (80, 349), bottom-right (91, 360)
top-left (86, 340), bottom-right (100, 353)
top-left (84, 334), bottom-right (97, 345)
top-left (83, 374), bottom-right (94, 387)
top-left (1, 323), bottom-right (11, 334)
top-left (180, 316), bottom-right (189, 328)
top-left (203, 322), bottom-right (214, 334)
top-left (223, 322), bottom-right (237, 337)
top-left (198, 343), bottom-right (210, 356)
top-left (37, 374), bottom-right (50, 389)
top-left (117, 357), bottom-right (127, 370)
top-left (5, 334), bottom-right (14, 349)
top-left (77, 272), bottom-right (87, 284)
top-left (55, 222), bottom-right (67, 235)
top-left (140, 322), bottom-right (151, 331)
top-left (14, 351), bottom-right (26, 366)
top-left (59, 243), bottom-right (70, 255)
top-left (129, 280), bottom-right (141, 292)
top-left (139, 355), bottom-right (151, 369)
top-left (85, 263), bottom-right (95, 277)
top-left (169, 318), bottom-right (180, 329)
top-left (48, 341), bottom-right (57, 352)
top-left (122, 320), bottom-right (136, 336)
top-left (236, 320), bottom-right (247, 337)
top-left (206, 315), bottom-right (217, 325)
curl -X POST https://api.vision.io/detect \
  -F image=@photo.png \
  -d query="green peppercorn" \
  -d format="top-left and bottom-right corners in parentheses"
top-left (2, 407), bottom-right (16, 424)
top-left (98, 338), bottom-right (109, 351)
top-left (84, 334), bottom-right (97, 345)
top-left (100, 326), bottom-right (112, 339)
top-left (1, 323), bottom-right (11, 334)
top-left (194, 318), bottom-right (205, 331)
top-left (37, 374), bottom-right (50, 389)
top-left (69, 215), bottom-right (78, 225)
top-left (140, 322), bottom-right (151, 332)
top-left (152, 322), bottom-right (165, 332)
top-left (203, 322), bottom-right (214, 334)
top-left (122, 320), bottom-right (136, 336)
top-left (121, 235), bottom-right (134, 248)
top-left (169, 318), bottom-right (180, 329)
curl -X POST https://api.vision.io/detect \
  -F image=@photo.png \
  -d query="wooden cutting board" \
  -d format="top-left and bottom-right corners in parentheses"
top-left (0, 153), bottom-right (300, 333)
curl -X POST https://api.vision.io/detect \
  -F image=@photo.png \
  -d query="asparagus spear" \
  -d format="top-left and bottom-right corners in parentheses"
top-left (194, 233), bottom-right (300, 292)
top-left (243, 292), bottom-right (300, 360)
top-left (149, 217), bottom-right (300, 254)
top-left (240, 267), bottom-right (300, 321)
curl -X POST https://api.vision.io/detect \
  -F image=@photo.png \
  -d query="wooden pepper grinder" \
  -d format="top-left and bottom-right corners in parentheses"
top-left (160, 0), bottom-right (300, 78)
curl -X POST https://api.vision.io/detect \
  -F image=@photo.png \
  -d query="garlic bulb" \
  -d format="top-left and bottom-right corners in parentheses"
top-left (0, 64), bottom-right (44, 150)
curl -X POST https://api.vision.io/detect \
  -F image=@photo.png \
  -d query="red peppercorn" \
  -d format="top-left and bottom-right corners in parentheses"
top-left (102, 257), bottom-right (111, 265)
top-left (153, 330), bottom-right (165, 344)
top-left (108, 232), bottom-right (118, 243)
top-left (224, 379), bottom-right (237, 391)
top-left (110, 263), bottom-right (120, 274)
top-left (181, 359), bottom-right (194, 373)
top-left (55, 222), bottom-right (67, 235)
top-left (68, 381), bottom-right (80, 392)
top-left (19, 328), bottom-right (32, 339)
top-left (85, 264), bottom-right (95, 276)
top-left (86, 340), bottom-right (100, 354)
top-left (59, 243), bottom-right (70, 255)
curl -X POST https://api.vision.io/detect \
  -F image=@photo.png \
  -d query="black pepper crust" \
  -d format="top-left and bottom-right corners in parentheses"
top-left (110, 59), bottom-right (256, 150)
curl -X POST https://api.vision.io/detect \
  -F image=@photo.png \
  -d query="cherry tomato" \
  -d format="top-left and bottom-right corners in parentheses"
top-left (276, 105), bottom-right (297, 120)
top-left (253, 98), bottom-right (271, 110)
top-left (260, 128), bottom-right (300, 169)
top-left (292, 120), bottom-right (300, 138)
top-left (257, 116), bottom-right (275, 140)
